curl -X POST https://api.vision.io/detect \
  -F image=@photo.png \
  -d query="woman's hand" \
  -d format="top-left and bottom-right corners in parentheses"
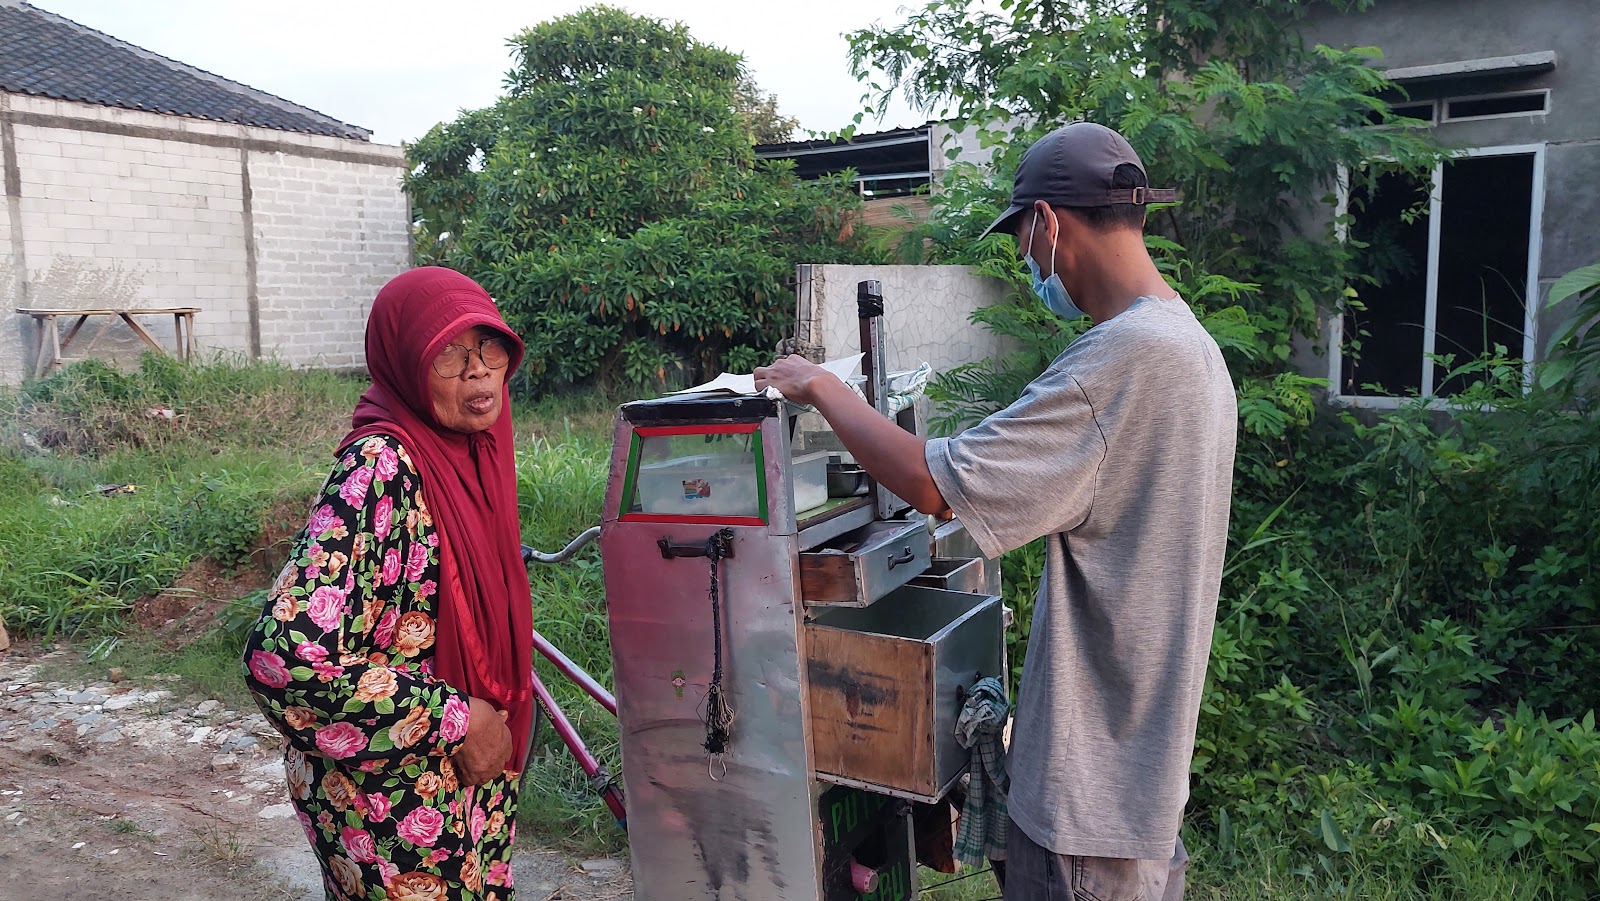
top-left (451, 696), bottom-right (514, 786)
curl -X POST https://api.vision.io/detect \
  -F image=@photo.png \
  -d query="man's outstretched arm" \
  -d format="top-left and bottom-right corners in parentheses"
top-left (753, 355), bottom-right (949, 516)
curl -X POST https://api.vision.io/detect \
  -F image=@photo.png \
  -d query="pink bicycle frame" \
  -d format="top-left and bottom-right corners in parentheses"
top-left (522, 530), bottom-right (625, 827)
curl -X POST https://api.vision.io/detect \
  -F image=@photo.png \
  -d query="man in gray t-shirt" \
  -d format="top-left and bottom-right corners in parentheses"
top-left (756, 123), bottom-right (1235, 901)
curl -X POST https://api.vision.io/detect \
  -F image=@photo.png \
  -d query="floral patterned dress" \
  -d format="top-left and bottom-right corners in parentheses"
top-left (244, 435), bottom-right (519, 901)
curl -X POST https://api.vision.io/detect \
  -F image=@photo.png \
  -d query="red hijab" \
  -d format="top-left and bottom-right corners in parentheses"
top-left (342, 267), bottom-right (533, 772)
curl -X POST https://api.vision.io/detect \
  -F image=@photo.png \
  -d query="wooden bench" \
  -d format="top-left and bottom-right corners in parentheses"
top-left (16, 307), bottom-right (200, 378)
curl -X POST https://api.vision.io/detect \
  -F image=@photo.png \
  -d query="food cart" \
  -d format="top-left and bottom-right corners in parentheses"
top-left (598, 282), bottom-right (1006, 900)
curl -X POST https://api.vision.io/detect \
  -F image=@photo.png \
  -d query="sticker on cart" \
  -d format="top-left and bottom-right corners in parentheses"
top-left (682, 479), bottom-right (713, 500)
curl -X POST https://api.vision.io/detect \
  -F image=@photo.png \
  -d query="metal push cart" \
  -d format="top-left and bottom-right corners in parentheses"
top-left (588, 281), bottom-right (1007, 900)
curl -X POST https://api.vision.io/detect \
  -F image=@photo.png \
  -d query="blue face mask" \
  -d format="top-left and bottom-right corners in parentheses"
top-left (1025, 211), bottom-right (1085, 320)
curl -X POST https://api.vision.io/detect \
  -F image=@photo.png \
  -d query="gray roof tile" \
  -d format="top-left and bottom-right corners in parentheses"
top-left (0, 1), bottom-right (370, 140)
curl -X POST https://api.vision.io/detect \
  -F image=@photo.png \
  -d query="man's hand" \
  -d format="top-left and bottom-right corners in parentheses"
top-left (753, 355), bottom-right (835, 406)
top-left (754, 354), bottom-right (951, 517)
top-left (451, 696), bottom-right (514, 786)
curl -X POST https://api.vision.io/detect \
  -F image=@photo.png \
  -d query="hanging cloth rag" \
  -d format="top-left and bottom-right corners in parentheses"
top-left (954, 676), bottom-right (1010, 867)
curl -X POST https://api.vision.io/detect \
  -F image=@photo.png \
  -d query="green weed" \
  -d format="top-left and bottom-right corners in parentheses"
top-left (511, 420), bottom-right (625, 850)
top-left (919, 866), bottom-right (999, 900)
top-left (109, 818), bottom-right (155, 842)
top-left (1184, 827), bottom-right (1568, 900)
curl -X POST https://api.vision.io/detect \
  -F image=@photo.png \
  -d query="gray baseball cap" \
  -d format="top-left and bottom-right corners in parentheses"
top-left (981, 122), bottom-right (1177, 238)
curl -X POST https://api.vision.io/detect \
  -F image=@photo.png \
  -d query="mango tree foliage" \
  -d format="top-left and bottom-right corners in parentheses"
top-left (407, 7), bottom-right (873, 389)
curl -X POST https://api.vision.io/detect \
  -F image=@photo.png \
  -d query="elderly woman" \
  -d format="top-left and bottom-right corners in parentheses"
top-left (243, 267), bottom-right (533, 901)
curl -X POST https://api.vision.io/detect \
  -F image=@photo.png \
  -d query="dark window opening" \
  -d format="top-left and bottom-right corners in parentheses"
top-left (859, 175), bottom-right (930, 199)
top-left (1365, 100), bottom-right (1436, 126)
top-left (1432, 155), bottom-right (1533, 396)
top-left (1391, 101), bottom-right (1436, 122)
top-left (1342, 154), bottom-right (1534, 398)
top-left (1345, 171), bottom-right (1432, 396)
top-left (1445, 92), bottom-right (1548, 120)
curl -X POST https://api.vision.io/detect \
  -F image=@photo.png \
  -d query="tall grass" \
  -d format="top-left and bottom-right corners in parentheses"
top-left (0, 355), bottom-right (358, 637)
top-left (513, 427), bottom-right (623, 851)
top-left (0, 354), bottom-right (620, 641)
top-left (7, 353), bottom-right (363, 456)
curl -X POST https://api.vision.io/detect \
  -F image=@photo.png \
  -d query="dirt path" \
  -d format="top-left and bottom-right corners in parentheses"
top-left (0, 646), bottom-right (632, 901)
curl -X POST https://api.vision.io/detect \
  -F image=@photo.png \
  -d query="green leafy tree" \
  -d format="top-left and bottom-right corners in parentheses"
top-left (734, 71), bottom-right (800, 144)
top-left (849, 0), bottom-right (1444, 381)
top-left (848, 0), bottom-right (1449, 506)
top-left (406, 6), bottom-right (873, 390)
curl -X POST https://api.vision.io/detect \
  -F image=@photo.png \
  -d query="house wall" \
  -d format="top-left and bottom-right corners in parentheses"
top-left (0, 92), bottom-right (410, 384)
top-left (1298, 0), bottom-right (1600, 372)
top-left (249, 153), bottom-right (410, 370)
top-left (929, 121), bottom-right (1000, 186)
top-left (794, 263), bottom-right (1015, 378)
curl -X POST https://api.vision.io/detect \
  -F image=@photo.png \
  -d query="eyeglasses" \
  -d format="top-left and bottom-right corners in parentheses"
top-left (431, 336), bottom-right (510, 378)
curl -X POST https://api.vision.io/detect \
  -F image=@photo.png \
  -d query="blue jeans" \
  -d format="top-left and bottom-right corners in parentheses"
top-left (1002, 820), bottom-right (1188, 901)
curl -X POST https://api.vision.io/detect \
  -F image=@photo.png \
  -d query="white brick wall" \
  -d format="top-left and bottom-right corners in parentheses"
top-left (0, 93), bottom-right (409, 384)
top-left (14, 123), bottom-right (249, 356)
top-left (1, 173), bottom-right (24, 384)
top-left (251, 154), bottom-right (410, 370)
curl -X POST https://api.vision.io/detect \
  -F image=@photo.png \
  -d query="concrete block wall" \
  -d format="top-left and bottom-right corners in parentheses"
top-left (1, 148), bottom-right (20, 383)
top-left (795, 263), bottom-right (1017, 380)
top-left (0, 93), bottom-right (410, 384)
top-left (13, 123), bottom-right (248, 352)
top-left (250, 154), bottom-right (410, 370)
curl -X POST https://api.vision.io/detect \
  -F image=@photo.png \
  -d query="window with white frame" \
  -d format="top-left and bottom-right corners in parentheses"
top-left (1442, 89), bottom-right (1550, 122)
top-left (1336, 146), bottom-right (1543, 399)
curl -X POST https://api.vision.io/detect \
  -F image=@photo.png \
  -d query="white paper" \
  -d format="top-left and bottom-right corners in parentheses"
top-left (671, 353), bottom-right (864, 400)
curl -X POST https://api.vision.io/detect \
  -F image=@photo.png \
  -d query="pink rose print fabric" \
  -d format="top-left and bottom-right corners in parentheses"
top-left (243, 436), bottom-right (519, 900)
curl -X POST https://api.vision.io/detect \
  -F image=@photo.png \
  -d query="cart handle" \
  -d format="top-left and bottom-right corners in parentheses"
top-left (521, 526), bottom-right (601, 565)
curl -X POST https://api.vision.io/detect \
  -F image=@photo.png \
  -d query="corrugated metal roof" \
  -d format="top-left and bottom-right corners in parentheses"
top-left (755, 125), bottom-right (932, 157)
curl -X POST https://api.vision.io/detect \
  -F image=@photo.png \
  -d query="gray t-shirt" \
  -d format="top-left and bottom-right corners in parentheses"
top-left (926, 295), bottom-right (1236, 860)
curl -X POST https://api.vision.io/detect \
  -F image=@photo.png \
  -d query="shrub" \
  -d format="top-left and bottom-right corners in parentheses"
top-left (406, 7), bottom-right (880, 393)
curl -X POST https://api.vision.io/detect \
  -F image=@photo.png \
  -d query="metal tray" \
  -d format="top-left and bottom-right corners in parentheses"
top-left (910, 557), bottom-right (988, 595)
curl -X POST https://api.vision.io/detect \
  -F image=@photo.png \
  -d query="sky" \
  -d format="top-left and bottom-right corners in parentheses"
top-left (34, 0), bottom-right (932, 145)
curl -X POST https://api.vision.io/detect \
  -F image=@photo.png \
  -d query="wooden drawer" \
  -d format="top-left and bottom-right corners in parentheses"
top-left (798, 519), bottom-right (930, 607)
top-left (805, 585), bottom-right (1004, 800)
